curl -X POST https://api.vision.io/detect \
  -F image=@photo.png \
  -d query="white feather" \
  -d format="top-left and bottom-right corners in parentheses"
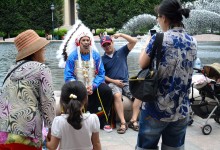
top-left (56, 20), bottom-right (98, 68)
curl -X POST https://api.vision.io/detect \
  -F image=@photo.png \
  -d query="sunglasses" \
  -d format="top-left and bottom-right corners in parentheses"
top-left (103, 43), bottom-right (111, 47)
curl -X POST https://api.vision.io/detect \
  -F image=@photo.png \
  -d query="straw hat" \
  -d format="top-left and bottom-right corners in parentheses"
top-left (14, 29), bottom-right (50, 61)
top-left (204, 63), bottom-right (220, 80)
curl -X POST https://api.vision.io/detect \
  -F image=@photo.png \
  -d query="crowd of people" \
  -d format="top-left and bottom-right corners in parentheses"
top-left (0, 0), bottom-right (197, 149)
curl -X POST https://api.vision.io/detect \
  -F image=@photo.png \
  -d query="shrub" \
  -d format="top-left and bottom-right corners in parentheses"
top-left (106, 28), bottom-right (116, 35)
top-left (54, 29), bottom-right (68, 36)
top-left (54, 29), bottom-right (68, 39)
top-left (96, 29), bottom-right (105, 35)
top-left (0, 31), bottom-right (6, 37)
top-left (96, 28), bottom-right (116, 35)
top-left (36, 30), bottom-right (45, 37)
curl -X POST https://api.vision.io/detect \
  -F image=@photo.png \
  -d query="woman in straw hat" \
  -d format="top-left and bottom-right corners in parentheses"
top-left (0, 29), bottom-right (56, 150)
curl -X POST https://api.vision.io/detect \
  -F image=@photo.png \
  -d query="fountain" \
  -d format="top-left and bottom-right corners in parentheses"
top-left (1, 40), bottom-right (220, 90)
top-left (1, 40), bottom-right (220, 121)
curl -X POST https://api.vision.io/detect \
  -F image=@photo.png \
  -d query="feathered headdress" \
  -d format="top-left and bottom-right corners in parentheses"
top-left (56, 20), bottom-right (98, 68)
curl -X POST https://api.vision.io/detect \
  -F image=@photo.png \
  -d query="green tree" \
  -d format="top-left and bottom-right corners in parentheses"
top-left (77, 0), bottom-right (160, 31)
top-left (0, 0), bottom-right (26, 37)
top-left (0, 0), bottom-right (63, 37)
top-left (26, 0), bottom-right (64, 35)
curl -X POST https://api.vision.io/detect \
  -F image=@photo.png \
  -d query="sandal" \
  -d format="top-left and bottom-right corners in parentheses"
top-left (117, 122), bottom-right (128, 134)
top-left (128, 120), bottom-right (139, 131)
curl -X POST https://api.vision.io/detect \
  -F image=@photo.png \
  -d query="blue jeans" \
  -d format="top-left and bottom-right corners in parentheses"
top-left (136, 109), bottom-right (188, 150)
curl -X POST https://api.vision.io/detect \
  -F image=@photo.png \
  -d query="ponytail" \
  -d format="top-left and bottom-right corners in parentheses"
top-left (179, 8), bottom-right (190, 19)
top-left (67, 95), bottom-right (82, 129)
top-left (60, 81), bottom-right (88, 130)
top-left (155, 0), bottom-right (191, 27)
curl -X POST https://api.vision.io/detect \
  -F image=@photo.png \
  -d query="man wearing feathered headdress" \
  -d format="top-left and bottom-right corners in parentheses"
top-left (57, 21), bottom-right (113, 130)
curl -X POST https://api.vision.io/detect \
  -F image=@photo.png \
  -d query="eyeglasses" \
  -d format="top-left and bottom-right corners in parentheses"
top-left (103, 43), bottom-right (111, 47)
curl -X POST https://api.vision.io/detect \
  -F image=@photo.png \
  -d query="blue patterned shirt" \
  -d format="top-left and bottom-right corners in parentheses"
top-left (143, 27), bottom-right (197, 122)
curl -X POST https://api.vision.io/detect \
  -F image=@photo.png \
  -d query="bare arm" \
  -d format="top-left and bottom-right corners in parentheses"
top-left (46, 128), bottom-right (51, 141)
top-left (113, 33), bottom-right (137, 51)
top-left (91, 132), bottom-right (101, 150)
top-left (46, 135), bottom-right (60, 150)
top-left (139, 36), bottom-right (151, 69)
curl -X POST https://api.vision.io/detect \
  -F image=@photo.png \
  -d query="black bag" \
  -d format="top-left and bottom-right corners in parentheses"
top-left (129, 33), bottom-right (164, 102)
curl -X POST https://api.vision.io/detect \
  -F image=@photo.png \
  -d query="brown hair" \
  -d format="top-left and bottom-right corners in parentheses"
top-left (60, 81), bottom-right (88, 129)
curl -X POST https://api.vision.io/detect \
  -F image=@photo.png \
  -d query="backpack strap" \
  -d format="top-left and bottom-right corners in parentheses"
top-left (2, 60), bottom-right (29, 86)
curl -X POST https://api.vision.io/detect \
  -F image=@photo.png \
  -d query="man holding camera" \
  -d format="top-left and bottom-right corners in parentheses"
top-left (101, 33), bottom-right (141, 134)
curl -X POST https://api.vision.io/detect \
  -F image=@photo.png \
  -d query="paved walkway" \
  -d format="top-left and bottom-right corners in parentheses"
top-left (100, 115), bottom-right (220, 150)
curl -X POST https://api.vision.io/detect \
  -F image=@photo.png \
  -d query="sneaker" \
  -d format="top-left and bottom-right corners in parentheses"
top-left (103, 125), bottom-right (113, 133)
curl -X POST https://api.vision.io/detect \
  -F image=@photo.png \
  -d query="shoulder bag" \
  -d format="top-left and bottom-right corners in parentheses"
top-left (129, 33), bottom-right (164, 102)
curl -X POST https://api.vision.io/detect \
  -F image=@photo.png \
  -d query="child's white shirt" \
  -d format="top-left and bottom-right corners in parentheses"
top-left (51, 113), bottom-right (100, 150)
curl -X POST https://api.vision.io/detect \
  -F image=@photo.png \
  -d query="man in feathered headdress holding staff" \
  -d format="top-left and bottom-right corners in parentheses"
top-left (57, 21), bottom-right (113, 130)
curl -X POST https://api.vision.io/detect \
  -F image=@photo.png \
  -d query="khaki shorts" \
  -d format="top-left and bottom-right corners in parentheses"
top-left (108, 82), bottom-right (133, 100)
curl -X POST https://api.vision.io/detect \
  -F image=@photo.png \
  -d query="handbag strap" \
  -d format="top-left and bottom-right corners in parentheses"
top-left (150, 33), bottom-right (164, 70)
top-left (2, 60), bottom-right (29, 85)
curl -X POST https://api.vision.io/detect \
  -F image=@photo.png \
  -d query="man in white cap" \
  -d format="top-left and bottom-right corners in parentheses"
top-left (0, 29), bottom-right (55, 149)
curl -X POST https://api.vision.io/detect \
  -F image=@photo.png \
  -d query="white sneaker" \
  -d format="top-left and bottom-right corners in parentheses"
top-left (103, 125), bottom-right (113, 133)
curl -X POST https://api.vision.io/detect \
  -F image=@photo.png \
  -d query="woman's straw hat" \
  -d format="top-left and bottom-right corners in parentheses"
top-left (204, 63), bottom-right (220, 79)
top-left (14, 29), bottom-right (50, 61)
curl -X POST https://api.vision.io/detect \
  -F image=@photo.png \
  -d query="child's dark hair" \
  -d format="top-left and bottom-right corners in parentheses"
top-left (60, 81), bottom-right (88, 130)
top-left (155, 0), bottom-right (190, 28)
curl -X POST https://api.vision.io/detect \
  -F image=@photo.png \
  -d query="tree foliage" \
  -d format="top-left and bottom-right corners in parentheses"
top-left (77, 0), bottom-right (160, 30)
top-left (0, 0), bottom-right (24, 37)
top-left (0, 0), bottom-right (64, 37)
